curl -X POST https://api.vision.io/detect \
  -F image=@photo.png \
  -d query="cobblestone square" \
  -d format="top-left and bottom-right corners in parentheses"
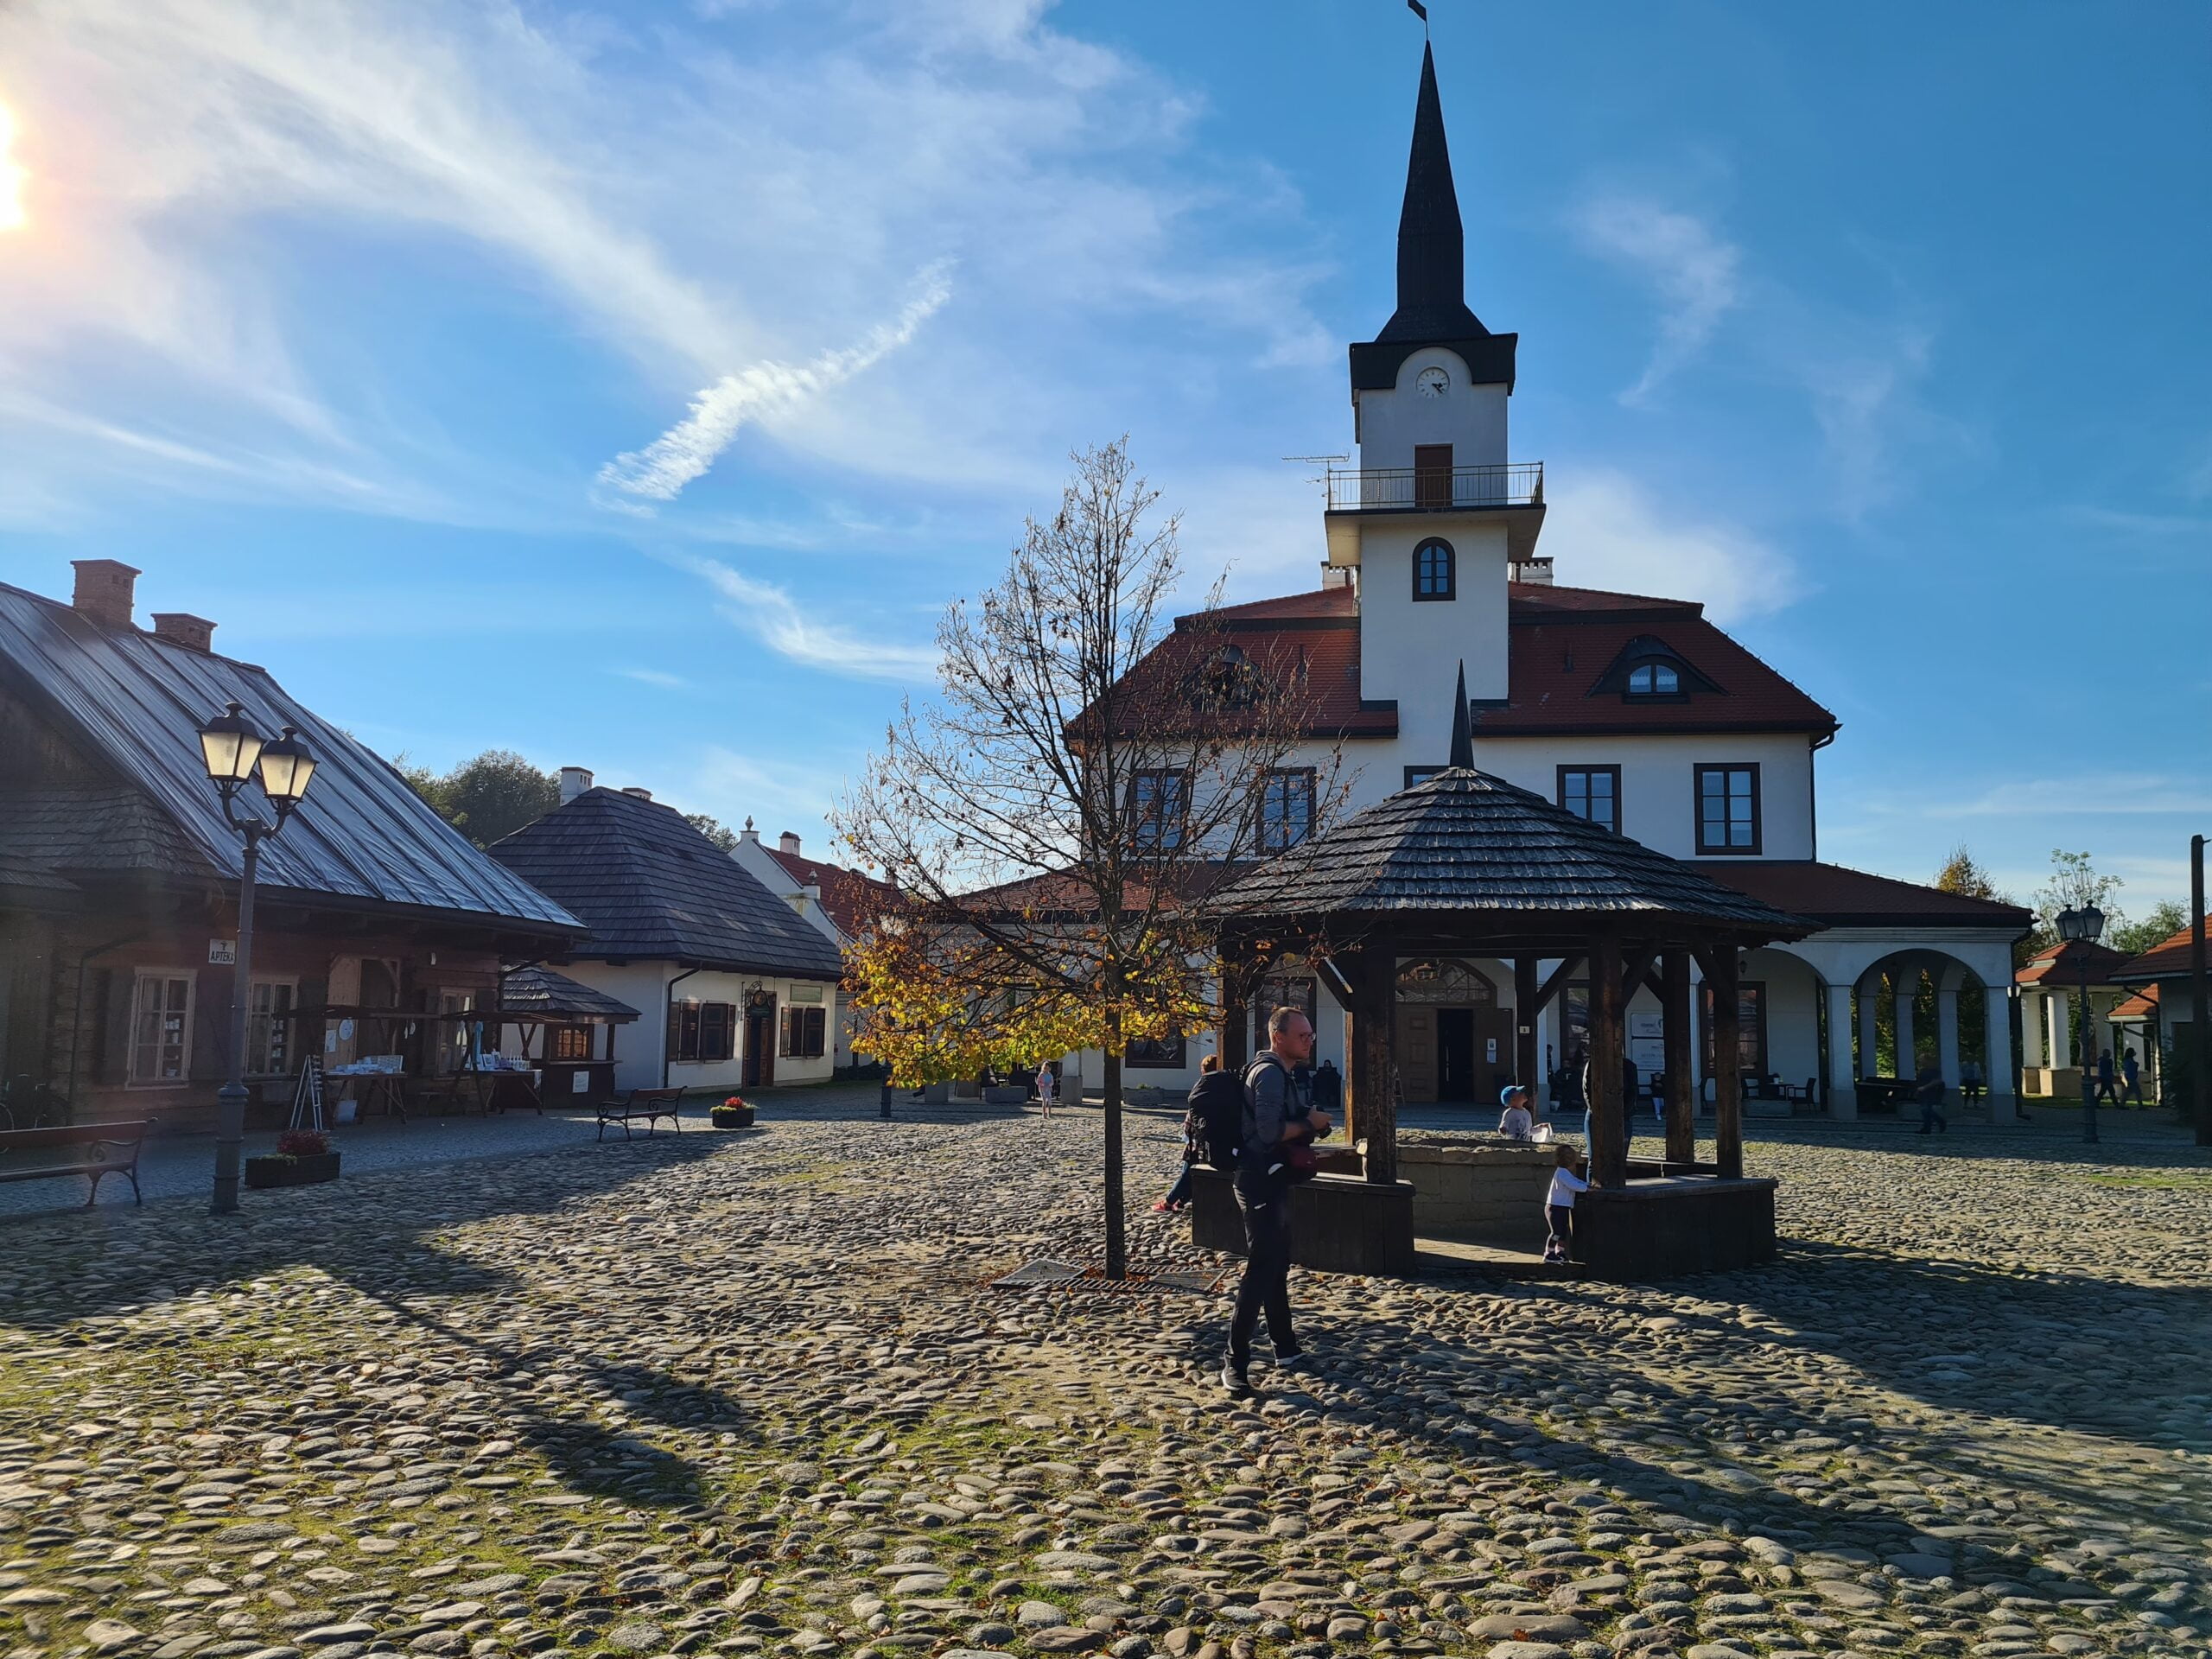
top-left (2, 1096), bottom-right (2206, 1659)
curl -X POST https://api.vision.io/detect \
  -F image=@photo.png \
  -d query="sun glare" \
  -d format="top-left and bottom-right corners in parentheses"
top-left (0, 100), bottom-right (27, 232)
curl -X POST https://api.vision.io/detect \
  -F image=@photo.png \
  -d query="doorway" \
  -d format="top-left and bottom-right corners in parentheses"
top-left (742, 994), bottom-right (776, 1089)
top-left (1436, 1008), bottom-right (1477, 1100)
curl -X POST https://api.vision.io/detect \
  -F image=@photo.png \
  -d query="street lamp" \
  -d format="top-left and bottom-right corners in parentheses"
top-left (2056, 901), bottom-right (2105, 1144)
top-left (195, 701), bottom-right (319, 1214)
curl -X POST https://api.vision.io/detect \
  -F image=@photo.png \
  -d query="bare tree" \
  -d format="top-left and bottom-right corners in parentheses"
top-left (834, 439), bottom-right (1348, 1277)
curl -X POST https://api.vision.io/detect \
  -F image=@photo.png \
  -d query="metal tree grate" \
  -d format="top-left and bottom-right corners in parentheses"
top-left (990, 1258), bottom-right (1225, 1295)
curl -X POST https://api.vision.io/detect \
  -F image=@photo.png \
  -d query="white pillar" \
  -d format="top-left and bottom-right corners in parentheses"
top-left (1986, 987), bottom-right (2016, 1123)
top-left (2018, 990), bottom-right (2041, 1068)
top-left (2048, 988), bottom-right (2070, 1073)
top-left (1895, 972), bottom-right (1918, 1078)
top-left (1826, 981), bottom-right (1858, 1119)
top-left (1857, 981), bottom-right (1879, 1079)
top-left (1936, 986), bottom-right (1961, 1087)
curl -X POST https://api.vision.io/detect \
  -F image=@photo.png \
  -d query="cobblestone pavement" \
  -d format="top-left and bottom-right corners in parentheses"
top-left (2, 1095), bottom-right (2208, 1659)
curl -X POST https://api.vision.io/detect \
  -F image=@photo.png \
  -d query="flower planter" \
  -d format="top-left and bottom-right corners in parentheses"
top-left (245, 1152), bottom-right (340, 1189)
top-left (710, 1105), bottom-right (755, 1129)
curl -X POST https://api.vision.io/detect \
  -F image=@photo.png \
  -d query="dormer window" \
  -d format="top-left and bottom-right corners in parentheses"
top-left (1413, 537), bottom-right (1455, 601)
top-left (1626, 663), bottom-right (1679, 697)
top-left (1591, 636), bottom-right (1714, 702)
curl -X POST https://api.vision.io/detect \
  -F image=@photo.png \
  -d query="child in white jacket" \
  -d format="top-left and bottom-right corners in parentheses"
top-left (1545, 1151), bottom-right (1589, 1265)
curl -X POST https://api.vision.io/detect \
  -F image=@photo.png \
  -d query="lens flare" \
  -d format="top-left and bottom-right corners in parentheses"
top-left (0, 101), bottom-right (26, 232)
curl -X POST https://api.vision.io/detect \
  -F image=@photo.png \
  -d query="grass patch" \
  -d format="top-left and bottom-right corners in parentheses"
top-left (2079, 1171), bottom-right (2212, 1192)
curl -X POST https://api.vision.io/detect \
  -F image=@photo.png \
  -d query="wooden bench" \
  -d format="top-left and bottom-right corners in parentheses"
top-left (0, 1121), bottom-right (151, 1206)
top-left (598, 1087), bottom-right (683, 1141)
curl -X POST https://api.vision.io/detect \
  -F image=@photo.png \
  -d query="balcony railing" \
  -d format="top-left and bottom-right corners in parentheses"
top-left (1325, 461), bottom-right (1544, 512)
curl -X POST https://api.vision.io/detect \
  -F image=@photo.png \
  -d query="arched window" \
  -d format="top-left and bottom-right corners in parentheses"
top-left (1627, 662), bottom-right (1680, 697)
top-left (1413, 538), bottom-right (1455, 602)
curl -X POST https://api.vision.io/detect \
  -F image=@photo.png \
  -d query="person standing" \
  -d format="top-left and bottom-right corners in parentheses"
top-left (1222, 1007), bottom-right (1326, 1398)
top-left (1157, 1055), bottom-right (1236, 1212)
top-left (1544, 1148), bottom-right (1589, 1265)
top-left (1035, 1060), bottom-right (1058, 1119)
top-left (1497, 1084), bottom-right (1534, 1139)
top-left (2122, 1047), bottom-right (2145, 1106)
top-left (1915, 1060), bottom-right (1948, 1135)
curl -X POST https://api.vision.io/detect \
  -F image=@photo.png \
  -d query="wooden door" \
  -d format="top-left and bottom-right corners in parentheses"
top-left (1435, 1007), bottom-right (1478, 1101)
top-left (1414, 443), bottom-right (1453, 508)
top-left (1395, 1006), bottom-right (1436, 1103)
top-left (743, 1008), bottom-right (775, 1088)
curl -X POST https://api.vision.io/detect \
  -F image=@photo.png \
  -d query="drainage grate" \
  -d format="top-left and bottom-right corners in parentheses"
top-left (990, 1257), bottom-right (1225, 1294)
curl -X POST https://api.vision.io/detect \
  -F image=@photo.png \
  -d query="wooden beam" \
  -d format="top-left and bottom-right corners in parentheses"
top-left (1588, 933), bottom-right (1626, 1189)
top-left (1513, 957), bottom-right (1540, 1098)
top-left (1662, 949), bottom-right (1695, 1166)
top-left (1707, 945), bottom-right (1745, 1179)
top-left (1534, 956), bottom-right (1584, 1014)
top-left (1351, 938), bottom-right (1398, 1185)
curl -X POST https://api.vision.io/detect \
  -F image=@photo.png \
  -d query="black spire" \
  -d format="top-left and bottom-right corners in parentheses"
top-left (1448, 660), bottom-right (1474, 770)
top-left (1376, 42), bottom-right (1486, 344)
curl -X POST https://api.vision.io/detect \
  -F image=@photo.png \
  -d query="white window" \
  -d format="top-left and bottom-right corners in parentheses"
top-left (130, 973), bottom-right (195, 1084)
top-left (246, 979), bottom-right (296, 1076)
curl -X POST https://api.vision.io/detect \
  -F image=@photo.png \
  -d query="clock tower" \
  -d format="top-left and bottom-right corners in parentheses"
top-left (1325, 41), bottom-right (1543, 743)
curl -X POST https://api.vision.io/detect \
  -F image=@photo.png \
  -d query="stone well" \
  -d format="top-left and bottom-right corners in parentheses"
top-left (1391, 1134), bottom-right (1570, 1249)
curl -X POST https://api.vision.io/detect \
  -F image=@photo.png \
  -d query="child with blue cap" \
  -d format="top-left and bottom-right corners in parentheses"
top-left (1497, 1083), bottom-right (1534, 1139)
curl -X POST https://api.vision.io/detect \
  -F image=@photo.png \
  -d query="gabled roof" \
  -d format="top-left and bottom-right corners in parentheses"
top-left (2113, 918), bottom-right (2209, 985)
top-left (765, 847), bottom-right (902, 941)
top-left (0, 582), bottom-right (581, 937)
top-left (489, 788), bottom-right (843, 979)
top-left (1700, 861), bottom-right (2032, 931)
top-left (1489, 584), bottom-right (1839, 737)
top-left (2111, 984), bottom-right (2159, 1020)
top-left (2018, 936), bottom-right (2135, 986)
top-left (498, 963), bottom-right (642, 1024)
top-left (1207, 766), bottom-right (1809, 937)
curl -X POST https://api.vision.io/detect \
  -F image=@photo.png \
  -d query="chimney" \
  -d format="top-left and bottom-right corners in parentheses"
top-left (1510, 556), bottom-right (1554, 588)
top-left (778, 831), bottom-right (802, 856)
top-left (1321, 565), bottom-right (1353, 590)
top-left (739, 817), bottom-right (760, 845)
top-left (558, 766), bottom-right (594, 804)
top-left (150, 613), bottom-right (217, 653)
top-left (70, 560), bottom-right (141, 630)
top-left (804, 881), bottom-right (823, 908)
top-left (620, 785), bottom-right (652, 801)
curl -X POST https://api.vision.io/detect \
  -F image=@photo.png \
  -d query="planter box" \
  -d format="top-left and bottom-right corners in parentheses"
top-left (245, 1152), bottom-right (340, 1189)
top-left (710, 1105), bottom-right (755, 1128)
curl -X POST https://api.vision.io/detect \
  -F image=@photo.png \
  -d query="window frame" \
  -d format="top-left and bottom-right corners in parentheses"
top-left (1125, 1033), bottom-right (1187, 1070)
top-left (128, 969), bottom-right (196, 1087)
top-left (1253, 974), bottom-right (1319, 1049)
top-left (1403, 765), bottom-right (1446, 789)
top-left (245, 976), bottom-right (297, 1077)
top-left (1411, 537), bottom-right (1456, 602)
top-left (1625, 661), bottom-right (1682, 699)
top-left (548, 1024), bottom-right (594, 1063)
top-left (667, 998), bottom-right (738, 1065)
top-left (1694, 762), bottom-right (1763, 855)
top-left (1556, 764), bottom-right (1623, 836)
top-left (1129, 769), bottom-right (1191, 854)
top-left (1255, 767), bottom-right (1317, 855)
top-left (1700, 980), bottom-right (1770, 1078)
top-left (779, 1004), bottom-right (827, 1060)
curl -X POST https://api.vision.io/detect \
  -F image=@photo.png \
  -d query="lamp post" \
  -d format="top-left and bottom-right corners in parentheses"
top-left (196, 702), bottom-right (319, 1214)
top-left (2055, 901), bottom-right (2105, 1145)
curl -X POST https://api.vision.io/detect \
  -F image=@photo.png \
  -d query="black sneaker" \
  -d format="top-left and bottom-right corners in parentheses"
top-left (1218, 1355), bottom-right (1253, 1397)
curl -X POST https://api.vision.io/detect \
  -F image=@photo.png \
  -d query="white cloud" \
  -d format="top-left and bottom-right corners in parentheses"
top-left (684, 556), bottom-right (940, 683)
top-left (1539, 467), bottom-right (1799, 623)
top-left (615, 667), bottom-right (691, 690)
top-left (596, 264), bottom-right (954, 508)
top-left (1573, 194), bottom-right (1743, 404)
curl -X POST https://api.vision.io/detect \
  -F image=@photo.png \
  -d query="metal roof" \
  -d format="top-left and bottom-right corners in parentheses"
top-left (0, 582), bottom-right (582, 937)
top-left (489, 787), bottom-right (845, 980)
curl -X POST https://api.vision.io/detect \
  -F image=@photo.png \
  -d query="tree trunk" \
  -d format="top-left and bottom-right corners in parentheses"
top-left (1103, 1013), bottom-right (1127, 1281)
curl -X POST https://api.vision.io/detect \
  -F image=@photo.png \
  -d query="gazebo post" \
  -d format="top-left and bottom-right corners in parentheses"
top-left (1662, 949), bottom-right (1696, 1166)
top-left (1708, 945), bottom-right (1745, 1178)
top-left (1217, 942), bottom-right (1251, 1072)
top-left (1513, 956), bottom-right (1541, 1097)
top-left (1589, 932), bottom-right (1627, 1187)
top-left (1354, 934), bottom-right (1399, 1185)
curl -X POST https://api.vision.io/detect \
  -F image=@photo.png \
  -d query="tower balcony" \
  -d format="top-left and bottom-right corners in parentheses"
top-left (1323, 461), bottom-right (1546, 567)
top-left (1325, 461), bottom-right (1543, 512)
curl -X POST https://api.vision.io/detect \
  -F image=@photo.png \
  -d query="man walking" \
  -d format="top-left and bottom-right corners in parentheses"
top-left (2122, 1046), bottom-right (2145, 1106)
top-left (2094, 1048), bottom-right (2120, 1107)
top-left (1222, 1007), bottom-right (1328, 1398)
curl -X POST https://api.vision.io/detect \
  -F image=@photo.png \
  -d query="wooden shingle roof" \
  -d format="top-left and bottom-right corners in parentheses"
top-left (498, 964), bottom-right (642, 1023)
top-left (1209, 766), bottom-right (1809, 936)
top-left (490, 788), bottom-right (844, 980)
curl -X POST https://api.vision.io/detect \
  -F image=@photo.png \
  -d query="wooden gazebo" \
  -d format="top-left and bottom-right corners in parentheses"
top-left (1205, 683), bottom-right (1813, 1278)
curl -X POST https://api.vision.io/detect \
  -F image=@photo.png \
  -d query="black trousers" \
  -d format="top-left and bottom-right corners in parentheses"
top-left (1230, 1185), bottom-right (1295, 1365)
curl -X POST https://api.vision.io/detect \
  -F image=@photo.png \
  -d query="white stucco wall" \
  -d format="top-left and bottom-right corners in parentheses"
top-left (1354, 346), bottom-right (1510, 472)
top-left (508, 960), bottom-right (838, 1093)
top-left (1353, 519), bottom-right (1513, 710)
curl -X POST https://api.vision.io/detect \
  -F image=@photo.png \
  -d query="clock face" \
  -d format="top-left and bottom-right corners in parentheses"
top-left (1417, 366), bottom-right (1449, 398)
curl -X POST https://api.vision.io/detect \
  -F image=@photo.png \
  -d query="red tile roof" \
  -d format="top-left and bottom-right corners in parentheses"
top-left (2111, 918), bottom-right (2209, 984)
top-left (2016, 936), bottom-right (2134, 985)
top-left (1700, 861), bottom-right (2031, 931)
top-left (1484, 584), bottom-right (1839, 737)
top-left (766, 847), bottom-right (902, 942)
top-left (2111, 983), bottom-right (2159, 1020)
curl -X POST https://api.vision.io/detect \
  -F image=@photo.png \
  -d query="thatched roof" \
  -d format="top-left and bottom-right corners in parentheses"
top-left (1209, 766), bottom-right (1811, 938)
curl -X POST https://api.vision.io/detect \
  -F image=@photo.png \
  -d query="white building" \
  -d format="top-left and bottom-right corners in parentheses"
top-left (1076, 45), bottom-right (2029, 1121)
top-left (486, 772), bottom-right (845, 1094)
top-left (733, 823), bottom-right (898, 1070)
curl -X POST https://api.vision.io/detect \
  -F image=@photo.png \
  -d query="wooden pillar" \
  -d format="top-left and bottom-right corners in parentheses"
top-left (1353, 939), bottom-right (1398, 1185)
top-left (1218, 950), bottom-right (1250, 1072)
top-left (1513, 957), bottom-right (1540, 1100)
top-left (1709, 945), bottom-right (1745, 1179)
top-left (1662, 949), bottom-right (1694, 1166)
top-left (1588, 933), bottom-right (1626, 1188)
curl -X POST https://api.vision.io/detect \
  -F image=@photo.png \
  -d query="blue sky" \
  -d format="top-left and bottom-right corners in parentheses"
top-left (0, 0), bottom-right (2205, 918)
